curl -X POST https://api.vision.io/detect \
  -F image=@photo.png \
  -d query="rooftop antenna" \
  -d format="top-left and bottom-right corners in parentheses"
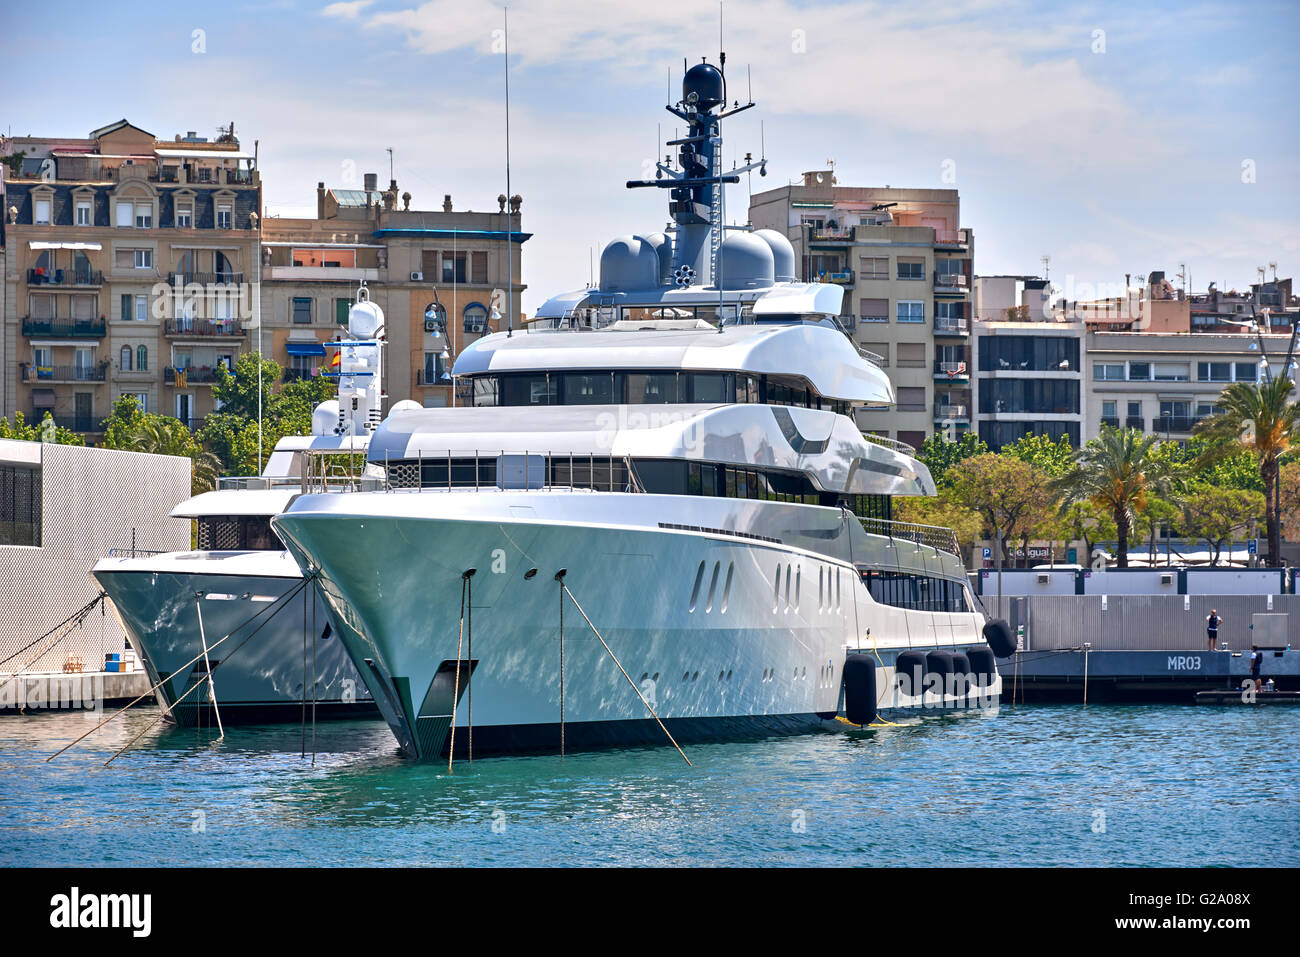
top-left (1269, 261), bottom-right (1278, 280)
top-left (387, 147), bottom-right (393, 184)
top-left (1041, 254), bottom-right (1051, 281)
top-left (504, 5), bottom-right (514, 337)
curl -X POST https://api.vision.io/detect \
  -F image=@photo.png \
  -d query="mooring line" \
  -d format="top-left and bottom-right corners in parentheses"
top-left (46, 576), bottom-right (311, 762)
top-left (2, 593), bottom-right (106, 674)
top-left (557, 571), bottom-right (566, 758)
top-left (446, 570), bottom-right (474, 772)
top-left (560, 580), bottom-right (691, 767)
top-left (194, 598), bottom-right (224, 741)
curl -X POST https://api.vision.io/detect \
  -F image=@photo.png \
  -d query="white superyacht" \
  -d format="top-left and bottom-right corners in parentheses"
top-left (92, 291), bottom-right (400, 725)
top-left (272, 59), bottom-right (1010, 758)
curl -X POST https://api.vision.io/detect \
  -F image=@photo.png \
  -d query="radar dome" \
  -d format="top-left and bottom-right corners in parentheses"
top-left (388, 399), bottom-right (422, 418)
top-left (348, 297), bottom-right (385, 338)
top-left (640, 232), bottom-right (674, 285)
top-left (599, 235), bottom-right (664, 292)
top-left (311, 400), bottom-right (341, 436)
top-left (717, 231), bottom-right (775, 290)
top-left (683, 62), bottom-right (725, 110)
top-left (754, 229), bottom-right (797, 282)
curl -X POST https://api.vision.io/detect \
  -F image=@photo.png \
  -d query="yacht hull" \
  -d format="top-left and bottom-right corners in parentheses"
top-left (273, 491), bottom-right (1000, 759)
top-left (93, 553), bottom-right (377, 726)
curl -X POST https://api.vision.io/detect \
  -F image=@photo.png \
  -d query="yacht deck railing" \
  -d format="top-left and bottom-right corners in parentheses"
top-left (857, 516), bottom-right (962, 557)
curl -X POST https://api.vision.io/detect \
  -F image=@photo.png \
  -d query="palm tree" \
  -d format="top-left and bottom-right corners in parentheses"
top-left (1052, 426), bottom-right (1183, 568)
top-left (1195, 376), bottom-right (1297, 565)
top-left (130, 418), bottom-right (221, 494)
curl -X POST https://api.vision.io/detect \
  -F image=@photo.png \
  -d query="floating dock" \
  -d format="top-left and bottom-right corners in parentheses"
top-left (996, 648), bottom-right (1298, 703)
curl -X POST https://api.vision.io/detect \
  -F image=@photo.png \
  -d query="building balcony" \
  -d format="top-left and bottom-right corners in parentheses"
top-left (281, 368), bottom-right (322, 383)
top-left (1152, 415), bottom-right (1201, 434)
top-left (417, 368), bottom-right (451, 386)
top-left (822, 271), bottom-right (854, 287)
top-left (1126, 416), bottom-right (1144, 430)
top-left (167, 271), bottom-right (244, 286)
top-left (808, 229), bottom-right (855, 244)
top-left (22, 318), bottom-right (107, 339)
top-left (836, 314), bottom-right (857, 333)
top-left (164, 319), bottom-right (246, 338)
top-left (934, 360), bottom-right (969, 379)
top-left (934, 403), bottom-right (969, 421)
top-left (933, 317), bottom-right (969, 336)
top-left (21, 363), bottom-right (108, 383)
top-left (165, 366), bottom-right (222, 386)
top-left (933, 272), bottom-right (969, 293)
top-left (1100, 416), bottom-right (1120, 429)
top-left (933, 228), bottom-right (971, 248)
top-left (27, 268), bottom-right (104, 287)
top-left (264, 265), bottom-right (381, 283)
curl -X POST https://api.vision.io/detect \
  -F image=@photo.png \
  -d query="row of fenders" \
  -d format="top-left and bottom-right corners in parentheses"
top-left (842, 620), bottom-right (1014, 725)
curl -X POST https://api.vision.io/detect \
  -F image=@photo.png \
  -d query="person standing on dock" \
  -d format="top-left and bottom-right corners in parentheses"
top-left (1206, 609), bottom-right (1223, 651)
top-left (1249, 645), bottom-right (1263, 686)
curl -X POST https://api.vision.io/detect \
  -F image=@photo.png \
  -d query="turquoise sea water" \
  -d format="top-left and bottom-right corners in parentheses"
top-left (1, 704), bottom-right (1296, 867)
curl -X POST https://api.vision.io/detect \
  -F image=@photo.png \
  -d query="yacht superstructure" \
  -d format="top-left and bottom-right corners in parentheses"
top-left (272, 58), bottom-right (1006, 758)
top-left (92, 289), bottom-right (397, 726)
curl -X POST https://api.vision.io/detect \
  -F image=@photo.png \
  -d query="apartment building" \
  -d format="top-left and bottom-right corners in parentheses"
top-left (2, 120), bottom-right (260, 434)
top-left (260, 178), bottom-right (528, 407)
top-left (971, 277), bottom-right (1084, 449)
top-left (750, 172), bottom-right (974, 449)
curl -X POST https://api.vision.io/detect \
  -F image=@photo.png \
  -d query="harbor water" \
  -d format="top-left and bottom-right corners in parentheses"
top-left (2, 704), bottom-right (1296, 867)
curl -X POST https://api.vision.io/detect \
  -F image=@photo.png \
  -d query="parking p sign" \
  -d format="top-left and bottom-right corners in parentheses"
top-left (982, 547), bottom-right (991, 560)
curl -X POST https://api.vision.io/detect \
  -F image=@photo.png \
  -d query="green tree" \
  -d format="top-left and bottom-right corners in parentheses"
top-left (948, 453), bottom-right (1057, 566)
top-left (1280, 461), bottom-right (1300, 543)
top-left (130, 417), bottom-right (221, 495)
top-left (1002, 432), bottom-right (1076, 478)
top-left (1179, 484), bottom-right (1265, 564)
top-left (915, 432), bottom-right (989, 488)
top-left (894, 490), bottom-right (983, 564)
top-left (1053, 426), bottom-right (1184, 568)
top-left (0, 411), bottom-right (86, 446)
top-left (1194, 376), bottom-right (1297, 565)
top-left (200, 353), bottom-right (336, 475)
top-left (1061, 499), bottom-right (1118, 565)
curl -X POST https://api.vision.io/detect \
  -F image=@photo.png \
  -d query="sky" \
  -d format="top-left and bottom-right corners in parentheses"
top-left (3, 0), bottom-right (1298, 314)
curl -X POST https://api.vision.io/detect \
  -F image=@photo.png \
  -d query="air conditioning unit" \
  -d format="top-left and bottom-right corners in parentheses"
top-left (410, 271), bottom-right (423, 282)
top-left (424, 320), bottom-right (442, 334)
top-left (1037, 573), bottom-right (1051, 585)
top-left (1160, 572), bottom-right (1174, 586)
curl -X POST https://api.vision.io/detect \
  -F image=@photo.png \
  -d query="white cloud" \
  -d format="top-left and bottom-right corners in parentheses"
top-left (322, 0), bottom-right (375, 20)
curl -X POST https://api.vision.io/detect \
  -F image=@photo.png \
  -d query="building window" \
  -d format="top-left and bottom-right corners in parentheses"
top-left (463, 303), bottom-right (489, 334)
top-left (216, 205), bottom-right (233, 230)
top-left (423, 352), bottom-right (447, 384)
top-left (0, 465), bottom-right (42, 546)
top-left (1093, 363), bottom-right (1124, 381)
top-left (981, 335), bottom-right (1079, 372)
top-left (135, 295), bottom-right (148, 321)
top-left (859, 298), bottom-right (888, 322)
top-left (1153, 363), bottom-right (1189, 382)
top-left (137, 345), bottom-right (148, 371)
top-left (134, 249), bottom-right (153, 269)
top-left (34, 199), bottom-right (52, 225)
top-left (442, 252), bottom-right (467, 284)
top-left (896, 300), bottom-right (924, 323)
top-left (292, 298), bottom-right (313, 324)
top-left (135, 205), bottom-right (153, 228)
top-left (1234, 362), bottom-right (1258, 382)
top-left (176, 203), bottom-right (193, 228)
top-left (471, 250), bottom-right (488, 283)
top-left (1127, 361), bottom-right (1151, 380)
top-left (896, 258), bottom-right (925, 280)
top-left (1102, 400), bottom-right (1117, 420)
top-left (115, 202), bottom-right (134, 227)
top-left (120, 346), bottom-right (132, 371)
top-left (1197, 361), bottom-right (1233, 382)
top-left (859, 256), bottom-right (888, 280)
top-left (76, 201), bottom-right (92, 226)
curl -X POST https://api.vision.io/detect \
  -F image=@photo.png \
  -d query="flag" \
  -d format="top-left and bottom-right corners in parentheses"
top-left (330, 351), bottom-right (341, 369)
top-left (175, 368), bottom-right (188, 388)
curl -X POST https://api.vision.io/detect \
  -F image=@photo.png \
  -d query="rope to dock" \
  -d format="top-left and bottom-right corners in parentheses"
top-left (194, 599), bottom-right (224, 741)
top-left (45, 576), bottom-right (312, 763)
top-left (557, 571), bottom-right (566, 758)
top-left (559, 579), bottom-right (691, 767)
top-left (446, 571), bottom-right (472, 773)
top-left (1, 592), bottom-right (106, 674)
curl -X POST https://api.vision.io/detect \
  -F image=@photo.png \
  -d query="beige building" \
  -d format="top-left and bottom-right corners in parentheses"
top-left (3, 120), bottom-right (260, 434)
top-left (750, 172), bottom-right (973, 449)
top-left (259, 177), bottom-right (527, 408)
